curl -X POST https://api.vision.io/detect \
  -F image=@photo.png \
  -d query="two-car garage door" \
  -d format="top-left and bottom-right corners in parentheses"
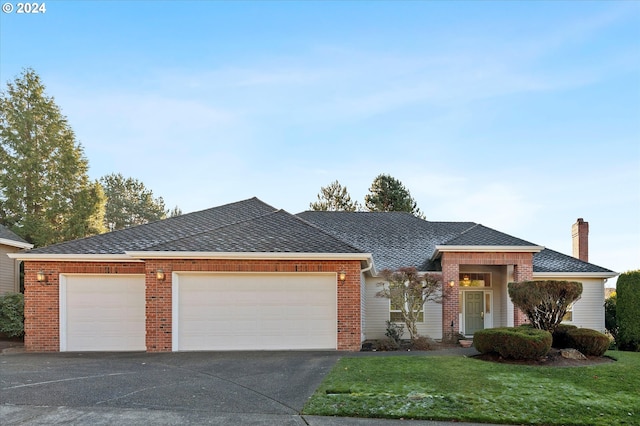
top-left (173, 273), bottom-right (337, 351)
top-left (59, 273), bottom-right (337, 351)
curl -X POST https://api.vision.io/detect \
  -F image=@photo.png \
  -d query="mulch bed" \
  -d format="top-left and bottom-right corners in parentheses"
top-left (473, 348), bottom-right (615, 367)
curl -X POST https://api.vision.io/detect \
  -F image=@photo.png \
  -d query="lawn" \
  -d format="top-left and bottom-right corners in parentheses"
top-left (303, 351), bottom-right (639, 425)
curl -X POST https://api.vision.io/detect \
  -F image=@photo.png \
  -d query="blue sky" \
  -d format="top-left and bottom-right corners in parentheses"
top-left (1, 1), bottom-right (639, 284)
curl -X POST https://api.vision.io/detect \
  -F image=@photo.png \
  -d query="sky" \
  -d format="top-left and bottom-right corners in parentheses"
top-left (1, 1), bottom-right (639, 286)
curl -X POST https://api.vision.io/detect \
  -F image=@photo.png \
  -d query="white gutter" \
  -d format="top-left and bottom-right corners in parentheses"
top-left (534, 271), bottom-right (618, 279)
top-left (432, 245), bottom-right (545, 260)
top-left (124, 251), bottom-right (373, 261)
top-left (0, 238), bottom-right (33, 250)
top-left (7, 253), bottom-right (142, 262)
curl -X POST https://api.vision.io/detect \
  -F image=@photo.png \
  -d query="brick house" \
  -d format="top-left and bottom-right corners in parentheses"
top-left (9, 198), bottom-right (616, 352)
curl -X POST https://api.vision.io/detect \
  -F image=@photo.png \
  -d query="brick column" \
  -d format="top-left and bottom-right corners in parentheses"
top-left (145, 261), bottom-right (173, 352)
top-left (441, 254), bottom-right (459, 341)
top-left (513, 262), bottom-right (533, 326)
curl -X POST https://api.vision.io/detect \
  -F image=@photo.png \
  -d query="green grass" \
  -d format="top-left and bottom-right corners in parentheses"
top-left (303, 351), bottom-right (640, 425)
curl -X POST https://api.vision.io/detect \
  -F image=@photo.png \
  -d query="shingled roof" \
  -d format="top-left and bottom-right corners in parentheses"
top-left (0, 224), bottom-right (32, 248)
top-left (297, 210), bottom-right (615, 275)
top-left (28, 198), bottom-right (361, 255)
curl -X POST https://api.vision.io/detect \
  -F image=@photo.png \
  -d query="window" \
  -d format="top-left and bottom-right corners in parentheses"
top-left (459, 273), bottom-right (491, 287)
top-left (390, 299), bottom-right (424, 322)
top-left (563, 303), bottom-right (574, 322)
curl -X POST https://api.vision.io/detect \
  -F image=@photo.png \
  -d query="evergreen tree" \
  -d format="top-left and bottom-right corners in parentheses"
top-left (310, 180), bottom-right (360, 211)
top-left (0, 68), bottom-right (105, 246)
top-left (100, 173), bottom-right (168, 230)
top-left (365, 174), bottom-right (424, 218)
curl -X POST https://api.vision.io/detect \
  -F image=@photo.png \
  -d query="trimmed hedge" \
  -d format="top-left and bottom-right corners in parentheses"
top-left (552, 324), bottom-right (578, 349)
top-left (617, 270), bottom-right (640, 352)
top-left (473, 327), bottom-right (552, 360)
top-left (567, 328), bottom-right (610, 357)
top-left (0, 292), bottom-right (24, 338)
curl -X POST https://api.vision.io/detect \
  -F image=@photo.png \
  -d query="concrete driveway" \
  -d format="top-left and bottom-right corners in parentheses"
top-left (1, 349), bottom-right (500, 426)
top-left (1, 351), bottom-right (341, 425)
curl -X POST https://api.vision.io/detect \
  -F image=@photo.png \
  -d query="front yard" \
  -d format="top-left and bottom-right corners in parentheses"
top-left (303, 351), bottom-right (639, 425)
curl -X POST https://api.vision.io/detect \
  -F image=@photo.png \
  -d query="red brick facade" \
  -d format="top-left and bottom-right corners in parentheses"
top-left (23, 259), bottom-right (362, 352)
top-left (441, 251), bottom-right (534, 338)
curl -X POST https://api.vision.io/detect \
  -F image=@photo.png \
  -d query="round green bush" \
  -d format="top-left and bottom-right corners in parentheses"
top-left (552, 324), bottom-right (578, 348)
top-left (567, 328), bottom-right (610, 357)
top-left (474, 327), bottom-right (552, 360)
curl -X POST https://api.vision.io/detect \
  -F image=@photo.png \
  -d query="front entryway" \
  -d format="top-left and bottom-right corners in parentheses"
top-left (462, 290), bottom-right (493, 336)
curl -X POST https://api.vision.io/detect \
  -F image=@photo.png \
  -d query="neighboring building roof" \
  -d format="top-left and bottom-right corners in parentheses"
top-left (0, 224), bottom-right (33, 249)
top-left (27, 198), bottom-right (362, 256)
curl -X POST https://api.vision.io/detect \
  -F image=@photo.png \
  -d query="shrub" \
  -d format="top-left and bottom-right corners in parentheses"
top-left (617, 270), bottom-right (640, 352)
top-left (604, 293), bottom-right (618, 343)
top-left (385, 320), bottom-right (404, 344)
top-left (410, 335), bottom-right (434, 351)
top-left (473, 327), bottom-right (552, 360)
top-left (374, 337), bottom-right (400, 351)
top-left (508, 280), bottom-right (582, 333)
top-left (0, 292), bottom-right (24, 338)
top-left (552, 324), bottom-right (578, 349)
top-left (567, 328), bottom-right (611, 357)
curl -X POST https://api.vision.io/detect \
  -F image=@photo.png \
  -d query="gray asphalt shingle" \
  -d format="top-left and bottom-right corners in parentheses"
top-left (0, 224), bottom-right (30, 245)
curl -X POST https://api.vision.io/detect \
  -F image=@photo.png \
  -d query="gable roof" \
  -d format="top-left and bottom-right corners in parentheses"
top-left (0, 224), bottom-right (33, 249)
top-left (24, 198), bottom-right (363, 257)
top-left (297, 211), bottom-right (475, 270)
top-left (297, 210), bottom-right (615, 276)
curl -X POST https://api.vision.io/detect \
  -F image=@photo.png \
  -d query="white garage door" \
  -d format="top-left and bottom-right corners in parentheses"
top-left (174, 273), bottom-right (337, 351)
top-left (60, 275), bottom-right (146, 351)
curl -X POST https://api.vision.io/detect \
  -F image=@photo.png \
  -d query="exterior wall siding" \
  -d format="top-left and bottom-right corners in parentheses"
top-left (363, 276), bottom-right (443, 340)
top-left (0, 245), bottom-right (21, 294)
top-left (534, 275), bottom-right (606, 333)
top-left (23, 259), bottom-right (362, 352)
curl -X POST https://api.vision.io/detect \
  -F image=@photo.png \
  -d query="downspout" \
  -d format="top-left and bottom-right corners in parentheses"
top-left (359, 257), bottom-right (374, 343)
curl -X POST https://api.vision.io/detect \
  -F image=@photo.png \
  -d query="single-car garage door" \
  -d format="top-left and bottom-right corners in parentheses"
top-left (60, 275), bottom-right (146, 351)
top-left (173, 273), bottom-right (337, 351)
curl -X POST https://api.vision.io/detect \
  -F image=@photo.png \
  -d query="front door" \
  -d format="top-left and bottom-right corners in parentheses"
top-left (465, 291), bottom-right (484, 335)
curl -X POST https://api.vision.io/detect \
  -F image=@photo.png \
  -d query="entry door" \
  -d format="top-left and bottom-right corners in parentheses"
top-left (465, 291), bottom-right (484, 335)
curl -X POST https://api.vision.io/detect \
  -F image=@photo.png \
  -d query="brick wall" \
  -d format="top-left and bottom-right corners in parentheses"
top-left (23, 259), bottom-right (362, 352)
top-left (441, 252), bottom-right (534, 337)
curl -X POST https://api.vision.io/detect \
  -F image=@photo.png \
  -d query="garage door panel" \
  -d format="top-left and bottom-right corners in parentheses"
top-left (62, 275), bottom-right (145, 352)
top-left (176, 273), bottom-right (337, 351)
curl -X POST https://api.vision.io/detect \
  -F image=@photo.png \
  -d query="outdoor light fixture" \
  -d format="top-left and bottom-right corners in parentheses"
top-left (338, 271), bottom-right (347, 282)
top-left (156, 269), bottom-right (165, 281)
top-left (36, 270), bottom-right (46, 282)
top-left (449, 280), bottom-right (455, 287)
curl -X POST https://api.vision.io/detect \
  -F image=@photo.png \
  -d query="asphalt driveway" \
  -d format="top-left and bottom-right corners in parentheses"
top-left (1, 350), bottom-right (341, 425)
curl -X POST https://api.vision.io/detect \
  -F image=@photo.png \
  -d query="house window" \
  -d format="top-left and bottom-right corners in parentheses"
top-left (459, 273), bottom-right (491, 287)
top-left (563, 303), bottom-right (574, 322)
top-left (390, 299), bottom-right (424, 322)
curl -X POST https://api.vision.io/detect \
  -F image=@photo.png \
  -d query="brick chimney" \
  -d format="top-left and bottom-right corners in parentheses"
top-left (572, 218), bottom-right (589, 262)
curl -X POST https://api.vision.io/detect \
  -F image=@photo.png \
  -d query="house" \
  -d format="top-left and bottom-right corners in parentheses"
top-left (8, 198), bottom-right (616, 352)
top-left (0, 224), bottom-right (33, 294)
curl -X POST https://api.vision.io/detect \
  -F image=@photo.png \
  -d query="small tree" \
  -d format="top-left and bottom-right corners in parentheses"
top-left (310, 180), bottom-right (360, 211)
top-left (508, 280), bottom-right (582, 333)
top-left (365, 174), bottom-right (424, 218)
top-left (376, 267), bottom-right (442, 340)
top-left (617, 270), bottom-right (640, 352)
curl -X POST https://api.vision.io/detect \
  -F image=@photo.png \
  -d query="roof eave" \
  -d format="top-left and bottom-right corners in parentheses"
top-left (432, 245), bottom-right (545, 260)
top-left (7, 253), bottom-right (142, 262)
top-left (533, 271), bottom-right (618, 279)
top-left (0, 238), bottom-right (33, 250)
top-left (125, 251), bottom-right (373, 261)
